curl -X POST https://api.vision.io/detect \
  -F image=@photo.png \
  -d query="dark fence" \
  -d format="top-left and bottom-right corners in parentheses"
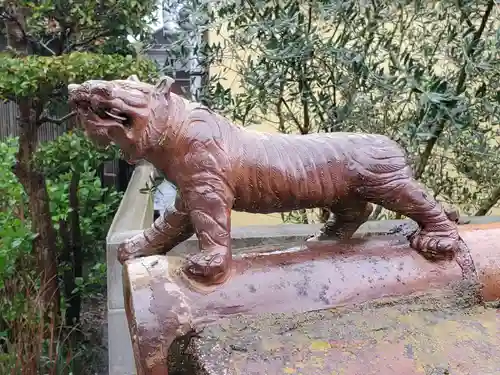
top-left (0, 100), bottom-right (123, 188)
top-left (0, 100), bottom-right (70, 142)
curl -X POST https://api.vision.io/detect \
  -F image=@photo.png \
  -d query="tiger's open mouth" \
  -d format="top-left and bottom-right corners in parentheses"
top-left (74, 98), bottom-right (132, 129)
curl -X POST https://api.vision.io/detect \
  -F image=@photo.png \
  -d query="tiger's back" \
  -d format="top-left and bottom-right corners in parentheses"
top-left (228, 129), bottom-right (409, 213)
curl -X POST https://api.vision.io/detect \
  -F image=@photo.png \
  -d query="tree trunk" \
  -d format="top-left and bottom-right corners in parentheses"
top-left (14, 101), bottom-right (61, 363)
top-left (5, 2), bottom-right (61, 328)
top-left (59, 219), bottom-right (73, 324)
top-left (67, 171), bottom-right (83, 326)
top-left (13, 98), bottom-right (60, 375)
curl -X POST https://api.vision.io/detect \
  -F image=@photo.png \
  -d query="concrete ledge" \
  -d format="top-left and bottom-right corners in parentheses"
top-left (107, 230), bottom-right (143, 310)
top-left (170, 215), bottom-right (500, 254)
top-left (106, 161), bottom-right (154, 241)
top-left (109, 215), bottom-right (500, 249)
top-left (106, 161), bottom-right (155, 375)
top-left (107, 162), bottom-right (154, 309)
top-left (123, 223), bottom-right (500, 374)
top-left (107, 309), bottom-right (135, 375)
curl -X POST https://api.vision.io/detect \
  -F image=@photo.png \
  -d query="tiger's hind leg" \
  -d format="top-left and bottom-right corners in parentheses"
top-left (363, 167), bottom-right (459, 261)
top-left (308, 200), bottom-right (373, 241)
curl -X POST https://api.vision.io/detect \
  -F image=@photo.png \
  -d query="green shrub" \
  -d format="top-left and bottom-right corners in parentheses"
top-left (0, 133), bottom-right (122, 374)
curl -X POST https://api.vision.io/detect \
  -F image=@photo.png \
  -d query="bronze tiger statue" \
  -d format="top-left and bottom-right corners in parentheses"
top-left (68, 75), bottom-right (460, 285)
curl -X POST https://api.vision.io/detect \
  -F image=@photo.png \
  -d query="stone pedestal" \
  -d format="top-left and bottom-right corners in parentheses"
top-left (122, 223), bottom-right (500, 374)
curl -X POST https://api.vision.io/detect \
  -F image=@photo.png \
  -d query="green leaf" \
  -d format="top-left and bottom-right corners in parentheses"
top-left (0, 52), bottom-right (158, 99)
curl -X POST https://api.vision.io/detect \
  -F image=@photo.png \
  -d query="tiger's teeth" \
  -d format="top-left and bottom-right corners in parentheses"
top-left (104, 110), bottom-right (126, 121)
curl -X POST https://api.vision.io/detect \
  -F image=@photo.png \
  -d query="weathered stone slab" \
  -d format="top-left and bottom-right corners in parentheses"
top-left (171, 301), bottom-right (500, 375)
top-left (123, 223), bottom-right (500, 374)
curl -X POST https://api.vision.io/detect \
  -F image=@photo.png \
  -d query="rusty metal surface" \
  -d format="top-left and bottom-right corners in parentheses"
top-left (123, 223), bottom-right (500, 374)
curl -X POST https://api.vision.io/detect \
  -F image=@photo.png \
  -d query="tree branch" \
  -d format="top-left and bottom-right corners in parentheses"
top-left (38, 111), bottom-right (76, 126)
top-left (37, 38), bottom-right (56, 55)
top-left (414, 0), bottom-right (494, 180)
top-left (276, 73), bottom-right (287, 133)
top-left (0, 5), bottom-right (28, 55)
top-left (280, 97), bottom-right (305, 134)
top-left (370, 204), bottom-right (384, 220)
top-left (456, 0), bottom-right (474, 29)
top-left (475, 185), bottom-right (500, 216)
top-left (0, 8), bottom-right (57, 56)
top-left (63, 30), bottom-right (110, 53)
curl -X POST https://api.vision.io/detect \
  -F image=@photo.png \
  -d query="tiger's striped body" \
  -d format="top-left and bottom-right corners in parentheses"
top-left (69, 76), bottom-right (460, 286)
top-left (229, 130), bottom-right (408, 213)
top-left (159, 104), bottom-right (409, 215)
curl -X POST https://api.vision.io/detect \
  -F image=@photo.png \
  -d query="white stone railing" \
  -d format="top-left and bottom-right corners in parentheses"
top-left (106, 161), bottom-right (155, 375)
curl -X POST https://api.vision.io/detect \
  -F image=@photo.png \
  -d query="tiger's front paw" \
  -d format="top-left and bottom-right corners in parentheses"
top-left (183, 247), bottom-right (232, 285)
top-left (117, 236), bottom-right (148, 264)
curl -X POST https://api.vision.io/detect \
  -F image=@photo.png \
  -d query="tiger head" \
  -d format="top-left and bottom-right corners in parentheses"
top-left (68, 75), bottom-right (176, 163)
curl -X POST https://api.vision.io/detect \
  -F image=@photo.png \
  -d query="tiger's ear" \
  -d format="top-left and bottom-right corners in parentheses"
top-left (127, 75), bottom-right (140, 82)
top-left (154, 75), bottom-right (175, 98)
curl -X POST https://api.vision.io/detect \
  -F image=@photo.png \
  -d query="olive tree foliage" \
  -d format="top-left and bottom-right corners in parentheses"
top-left (163, 0), bottom-right (500, 222)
